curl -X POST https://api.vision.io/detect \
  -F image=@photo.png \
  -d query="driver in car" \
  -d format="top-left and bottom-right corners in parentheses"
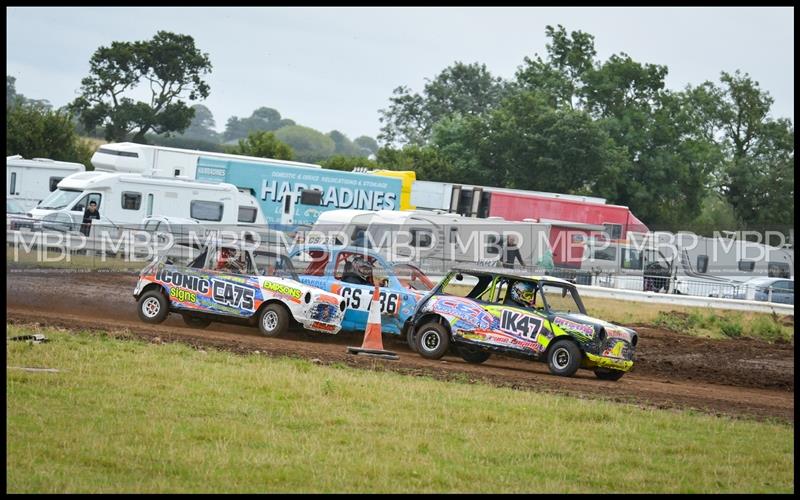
top-left (341, 255), bottom-right (374, 286)
top-left (508, 281), bottom-right (540, 310)
top-left (216, 247), bottom-right (246, 275)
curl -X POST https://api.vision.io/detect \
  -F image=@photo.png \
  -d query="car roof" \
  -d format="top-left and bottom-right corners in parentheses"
top-left (293, 243), bottom-right (381, 257)
top-left (449, 267), bottom-right (575, 286)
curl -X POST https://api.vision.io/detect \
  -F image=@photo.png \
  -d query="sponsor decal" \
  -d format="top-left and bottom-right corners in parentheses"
top-left (157, 269), bottom-right (210, 294)
top-left (606, 328), bottom-right (632, 341)
top-left (553, 317), bottom-right (595, 337)
top-left (169, 287), bottom-right (197, 304)
top-left (431, 297), bottom-right (493, 329)
top-left (602, 341), bottom-right (626, 359)
top-left (311, 321), bottom-right (337, 332)
top-left (263, 281), bottom-right (303, 301)
top-left (317, 294), bottom-right (340, 306)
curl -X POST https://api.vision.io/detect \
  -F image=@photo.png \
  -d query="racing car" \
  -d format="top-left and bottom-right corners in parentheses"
top-left (407, 268), bottom-right (638, 380)
top-left (287, 244), bottom-right (434, 336)
top-left (133, 239), bottom-right (347, 337)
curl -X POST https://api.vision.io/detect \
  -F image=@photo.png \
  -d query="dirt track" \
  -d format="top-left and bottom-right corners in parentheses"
top-left (6, 270), bottom-right (795, 422)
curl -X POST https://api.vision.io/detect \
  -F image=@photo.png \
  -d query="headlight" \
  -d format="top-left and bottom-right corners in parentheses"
top-left (340, 300), bottom-right (346, 312)
top-left (304, 292), bottom-right (311, 304)
top-left (597, 327), bottom-right (606, 341)
top-left (631, 333), bottom-right (638, 347)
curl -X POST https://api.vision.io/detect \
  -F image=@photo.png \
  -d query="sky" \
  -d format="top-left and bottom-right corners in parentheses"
top-left (6, 6), bottom-right (795, 141)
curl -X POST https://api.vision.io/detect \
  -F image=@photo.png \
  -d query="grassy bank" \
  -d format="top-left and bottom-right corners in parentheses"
top-left (6, 325), bottom-right (794, 493)
top-left (582, 296), bottom-right (793, 342)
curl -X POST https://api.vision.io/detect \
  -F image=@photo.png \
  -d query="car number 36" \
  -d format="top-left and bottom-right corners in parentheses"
top-left (339, 287), bottom-right (399, 315)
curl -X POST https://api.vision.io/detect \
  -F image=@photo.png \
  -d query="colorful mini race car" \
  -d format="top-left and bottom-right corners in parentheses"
top-left (287, 244), bottom-right (435, 336)
top-left (133, 239), bottom-right (347, 337)
top-left (408, 269), bottom-right (638, 380)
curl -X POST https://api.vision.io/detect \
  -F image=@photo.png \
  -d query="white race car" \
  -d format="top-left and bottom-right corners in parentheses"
top-left (133, 239), bottom-right (347, 336)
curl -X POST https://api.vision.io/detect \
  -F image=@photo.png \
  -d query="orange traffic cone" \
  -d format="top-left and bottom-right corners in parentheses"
top-left (346, 284), bottom-right (399, 360)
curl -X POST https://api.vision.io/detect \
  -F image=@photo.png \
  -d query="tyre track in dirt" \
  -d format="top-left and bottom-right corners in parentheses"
top-left (6, 270), bottom-right (794, 422)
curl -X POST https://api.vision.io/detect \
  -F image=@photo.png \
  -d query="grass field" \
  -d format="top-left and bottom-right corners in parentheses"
top-left (6, 324), bottom-right (794, 493)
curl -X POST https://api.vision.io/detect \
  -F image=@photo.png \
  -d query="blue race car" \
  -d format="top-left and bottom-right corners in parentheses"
top-left (287, 244), bottom-right (435, 336)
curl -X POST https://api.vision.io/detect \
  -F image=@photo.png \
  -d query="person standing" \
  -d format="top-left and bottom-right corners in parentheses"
top-left (80, 200), bottom-right (100, 237)
top-left (503, 235), bottom-right (525, 269)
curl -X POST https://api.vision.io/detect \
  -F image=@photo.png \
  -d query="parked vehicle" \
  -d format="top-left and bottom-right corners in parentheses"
top-left (29, 172), bottom-right (267, 228)
top-left (7, 155), bottom-right (85, 210)
top-left (582, 232), bottom-right (794, 296)
top-left (7, 199), bottom-right (36, 230)
top-left (408, 268), bottom-right (638, 380)
top-left (726, 277), bottom-right (794, 304)
top-left (92, 142), bottom-right (404, 226)
top-left (287, 244), bottom-right (435, 336)
top-left (309, 209), bottom-right (555, 273)
top-left (133, 239), bottom-right (347, 336)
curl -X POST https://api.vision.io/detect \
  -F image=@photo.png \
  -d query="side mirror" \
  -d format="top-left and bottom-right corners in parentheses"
top-left (455, 273), bottom-right (463, 281)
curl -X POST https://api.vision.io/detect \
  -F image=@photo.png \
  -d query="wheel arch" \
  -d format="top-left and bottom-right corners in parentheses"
top-left (414, 313), bottom-right (453, 337)
top-left (544, 335), bottom-right (585, 358)
top-left (254, 298), bottom-right (294, 323)
top-left (138, 282), bottom-right (168, 300)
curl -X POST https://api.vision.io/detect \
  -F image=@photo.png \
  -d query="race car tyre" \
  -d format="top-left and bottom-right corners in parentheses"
top-left (137, 290), bottom-right (169, 324)
top-left (457, 346), bottom-right (491, 364)
top-left (546, 339), bottom-right (581, 377)
top-left (258, 303), bottom-right (289, 338)
top-left (594, 368), bottom-right (625, 381)
top-left (406, 327), bottom-right (419, 353)
top-left (182, 315), bottom-right (211, 329)
top-left (415, 322), bottom-right (450, 360)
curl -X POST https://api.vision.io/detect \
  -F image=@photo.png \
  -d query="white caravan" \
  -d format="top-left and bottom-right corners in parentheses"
top-left (91, 142), bottom-right (321, 178)
top-left (6, 156), bottom-right (85, 211)
top-left (310, 209), bottom-right (554, 273)
top-left (29, 171), bottom-right (267, 228)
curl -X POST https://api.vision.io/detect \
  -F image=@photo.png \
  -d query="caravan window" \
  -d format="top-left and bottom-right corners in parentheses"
top-left (238, 206), bottom-right (258, 223)
top-left (621, 248), bottom-right (642, 270)
top-left (10, 173), bottom-right (16, 195)
top-left (768, 262), bottom-right (790, 278)
top-left (49, 177), bottom-right (63, 192)
top-left (591, 246), bottom-right (617, 261)
top-left (696, 255), bottom-right (709, 274)
top-left (121, 192), bottom-right (142, 210)
top-left (97, 147), bottom-right (139, 158)
top-left (603, 223), bottom-right (623, 240)
top-left (410, 228), bottom-right (433, 248)
top-left (485, 233), bottom-right (501, 255)
top-left (738, 260), bottom-right (756, 272)
top-left (191, 201), bottom-right (223, 222)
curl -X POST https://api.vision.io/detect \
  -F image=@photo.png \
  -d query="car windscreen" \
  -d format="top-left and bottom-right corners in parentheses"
top-left (37, 189), bottom-right (82, 209)
top-left (540, 284), bottom-right (585, 314)
top-left (392, 263), bottom-right (434, 291)
top-left (255, 251), bottom-right (299, 281)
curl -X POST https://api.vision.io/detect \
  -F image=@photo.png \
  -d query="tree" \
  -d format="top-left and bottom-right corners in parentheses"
top-left (321, 155), bottom-right (377, 172)
top-left (70, 31), bottom-right (212, 143)
top-left (327, 130), bottom-right (364, 157)
top-left (354, 135), bottom-right (379, 156)
top-left (180, 104), bottom-right (220, 143)
top-left (226, 130), bottom-right (294, 160)
top-left (375, 144), bottom-right (458, 183)
top-left (378, 62), bottom-right (507, 146)
top-left (7, 75), bottom-right (51, 110)
top-left (223, 106), bottom-right (295, 141)
top-left (274, 125), bottom-right (335, 163)
top-left (7, 104), bottom-right (93, 166)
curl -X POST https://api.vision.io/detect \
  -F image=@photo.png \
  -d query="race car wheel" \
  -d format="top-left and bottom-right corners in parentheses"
top-left (258, 303), bottom-right (289, 338)
top-left (406, 326), bottom-right (419, 353)
top-left (546, 339), bottom-right (581, 377)
top-left (594, 368), bottom-right (625, 381)
top-left (457, 346), bottom-right (491, 364)
top-left (415, 322), bottom-right (450, 360)
top-left (182, 315), bottom-right (211, 329)
top-left (137, 290), bottom-right (169, 324)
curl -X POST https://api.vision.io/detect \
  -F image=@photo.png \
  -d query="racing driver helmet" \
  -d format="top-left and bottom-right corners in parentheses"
top-left (351, 255), bottom-right (373, 283)
top-left (510, 280), bottom-right (537, 308)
